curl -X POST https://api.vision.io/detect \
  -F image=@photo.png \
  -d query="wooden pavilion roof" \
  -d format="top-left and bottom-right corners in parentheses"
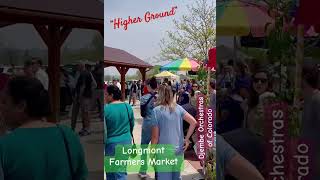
top-left (0, 0), bottom-right (103, 30)
top-left (104, 46), bottom-right (153, 69)
top-left (0, 0), bottom-right (103, 122)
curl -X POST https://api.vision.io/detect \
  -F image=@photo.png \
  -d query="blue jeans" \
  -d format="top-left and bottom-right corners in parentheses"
top-left (155, 172), bottom-right (181, 180)
top-left (105, 140), bottom-right (131, 180)
top-left (155, 152), bottom-right (183, 180)
top-left (139, 120), bottom-right (153, 174)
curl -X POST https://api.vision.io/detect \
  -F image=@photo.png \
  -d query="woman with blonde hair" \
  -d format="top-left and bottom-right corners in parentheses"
top-left (151, 85), bottom-right (197, 180)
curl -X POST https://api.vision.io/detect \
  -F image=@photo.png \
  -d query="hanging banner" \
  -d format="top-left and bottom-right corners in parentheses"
top-left (197, 94), bottom-right (207, 161)
top-left (289, 139), bottom-right (315, 180)
top-left (264, 102), bottom-right (290, 180)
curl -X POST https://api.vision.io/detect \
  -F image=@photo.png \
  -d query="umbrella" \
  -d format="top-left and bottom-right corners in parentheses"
top-left (154, 71), bottom-right (178, 78)
top-left (217, 0), bottom-right (273, 37)
top-left (217, 0), bottom-right (273, 58)
top-left (160, 58), bottom-right (200, 71)
top-left (292, 0), bottom-right (320, 105)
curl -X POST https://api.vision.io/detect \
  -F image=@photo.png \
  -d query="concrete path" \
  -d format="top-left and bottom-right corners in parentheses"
top-left (128, 103), bottom-right (204, 180)
top-left (59, 100), bottom-right (204, 180)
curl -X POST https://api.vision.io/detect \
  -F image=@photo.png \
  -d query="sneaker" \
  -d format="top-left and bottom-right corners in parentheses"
top-left (138, 173), bottom-right (148, 179)
top-left (79, 129), bottom-right (91, 136)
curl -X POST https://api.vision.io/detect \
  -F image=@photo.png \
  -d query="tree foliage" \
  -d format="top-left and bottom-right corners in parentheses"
top-left (159, 0), bottom-right (216, 62)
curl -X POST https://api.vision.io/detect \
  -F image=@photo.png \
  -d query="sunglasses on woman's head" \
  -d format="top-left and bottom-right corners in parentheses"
top-left (253, 78), bottom-right (267, 84)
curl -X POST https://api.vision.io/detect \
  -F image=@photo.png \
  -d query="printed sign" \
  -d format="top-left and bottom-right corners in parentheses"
top-left (197, 95), bottom-right (207, 161)
top-left (206, 108), bottom-right (214, 149)
top-left (264, 102), bottom-right (289, 180)
top-left (110, 6), bottom-right (178, 30)
top-left (290, 139), bottom-right (315, 180)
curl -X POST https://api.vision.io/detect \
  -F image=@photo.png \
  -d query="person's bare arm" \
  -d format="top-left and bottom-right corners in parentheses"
top-left (151, 126), bottom-right (159, 145)
top-left (183, 112), bottom-right (197, 151)
top-left (226, 153), bottom-right (264, 180)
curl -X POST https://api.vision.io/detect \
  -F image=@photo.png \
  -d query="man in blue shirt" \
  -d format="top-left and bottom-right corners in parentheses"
top-left (139, 77), bottom-right (158, 178)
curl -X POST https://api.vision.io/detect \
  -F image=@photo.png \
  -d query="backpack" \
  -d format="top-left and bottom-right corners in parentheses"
top-left (140, 93), bottom-right (156, 118)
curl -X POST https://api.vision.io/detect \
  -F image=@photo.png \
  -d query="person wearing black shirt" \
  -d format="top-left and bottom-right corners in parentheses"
top-left (93, 62), bottom-right (104, 120)
top-left (177, 87), bottom-right (190, 106)
top-left (130, 81), bottom-right (138, 106)
top-left (71, 63), bottom-right (93, 136)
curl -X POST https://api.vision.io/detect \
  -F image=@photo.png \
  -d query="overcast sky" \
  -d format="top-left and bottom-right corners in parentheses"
top-left (104, 0), bottom-right (200, 76)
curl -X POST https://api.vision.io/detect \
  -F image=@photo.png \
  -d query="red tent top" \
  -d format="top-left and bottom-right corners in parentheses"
top-left (295, 0), bottom-right (320, 32)
top-left (208, 48), bottom-right (216, 69)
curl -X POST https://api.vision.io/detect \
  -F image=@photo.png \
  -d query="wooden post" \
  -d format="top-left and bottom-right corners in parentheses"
top-left (34, 25), bottom-right (72, 122)
top-left (139, 68), bottom-right (146, 82)
top-left (99, 28), bottom-right (104, 37)
top-left (294, 25), bottom-right (304, 106)
top-left (116, 66), bottom-right (129, 101)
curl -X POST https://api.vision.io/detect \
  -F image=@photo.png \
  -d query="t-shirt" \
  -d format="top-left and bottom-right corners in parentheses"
top-left (104, 103), bottom-right (134, 144)
top-left (116, 82), bottom-right (121, 91)
top-left (301, 90), bottom-right (320, 179)
top-left (131, 84), bottom-right (138, 93)
top-left (152, 105), bottom-right (186, 153)
top-left (76, 71), bottom-right (93, 98)
top-left (302, 90), bottom-right (320, 140)
top-left (0, 125), bottom-right (87, 180)
top-left (140, 93), bottom-right (156, 121)
top-left (143, 86), bottom-right (149, 95)
top-left (178, 92), bottom-right (189, 106)
top-left (93, 67), bottom-right (104, 89)
top-left (210, 90), bottom-right (216, 110)
top-left (216, 134), bottom-right (237, 180)
top-left (0, 74), bottom-right (9, 92)
top-left (217, 95), bottom-right (244, 134)
top-left (35, 69), bottom-right (49, 90)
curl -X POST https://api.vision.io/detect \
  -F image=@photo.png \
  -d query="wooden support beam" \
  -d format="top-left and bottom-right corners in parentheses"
top-left (139, 68), bottom-right (146, 82)
top-left (59, 26), bottom-right (72, 46)
top-left (34, 24), bottom-right (73, 122)
top-left (47, 25), bottom-right (61, 123)
top-left (99, 28), bottom-right (104, 37)
top-left (34, 25), bottom-right (50, 46)
top-left (294, 25), bottom-right (304, 106)
top-left (116, 66), bottom-right (129, 101)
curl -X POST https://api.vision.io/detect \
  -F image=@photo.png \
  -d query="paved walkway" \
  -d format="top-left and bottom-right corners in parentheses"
top-left (59, 101), bottom-right (203, 180)
top-left (128, 102), bottom-right (204, 180)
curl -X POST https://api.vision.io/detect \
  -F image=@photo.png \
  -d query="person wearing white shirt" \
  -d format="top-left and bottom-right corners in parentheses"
top-left (116, 81), bottom-right (121, 90)
top-left (31, 58), bottom-right (49, 91)
top-left (112, 79), bottom-right (121, 91)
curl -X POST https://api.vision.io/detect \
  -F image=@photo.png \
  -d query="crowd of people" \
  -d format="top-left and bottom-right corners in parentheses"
top-left (0, 58), bottom-right (91, 179)
top-left (104, 76), bottom-right (216, 180)
top-left (216, 58), bottom-right (320, 180)
top-left (69, 61), bottom-right (104, 136)
top-left (215, 59), bottom-right (275, 179)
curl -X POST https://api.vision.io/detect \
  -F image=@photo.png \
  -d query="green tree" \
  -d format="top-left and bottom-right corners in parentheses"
top-left (147, 65), bottom-right (161, 78)
top-left (159, 0), bottom-right (215, 61)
